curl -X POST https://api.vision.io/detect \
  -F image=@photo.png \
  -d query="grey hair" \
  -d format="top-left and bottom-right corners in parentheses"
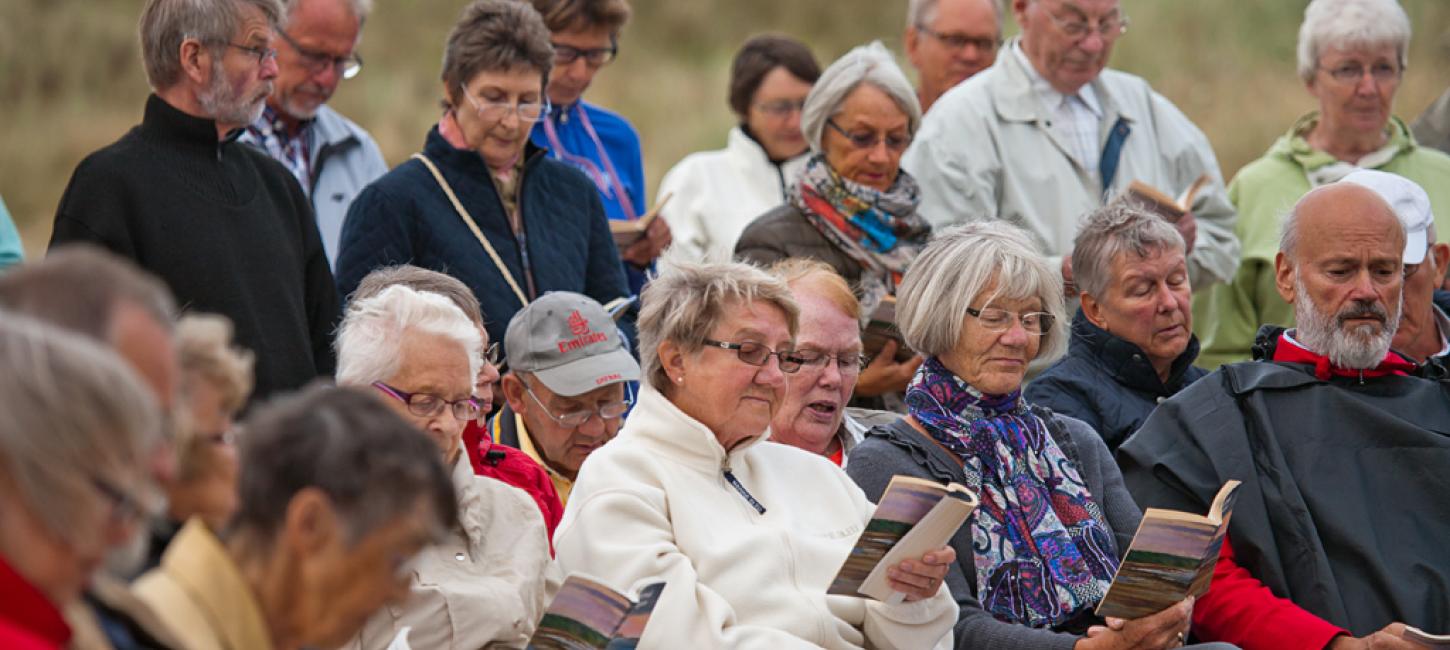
top-left (801, 41), bottom-right (923, 154)
top-left (280, 0), bottom-right (372, 24)
top-left (638, 253), bottom-right (800, 392)
top-left (140, 0), bottom-right (285, 90)
top-left (1296, 0), bottom-right (1410, 85)
top-left (0, 244), bottom-right (176, 342)
top-left (175, 313), bottom-right (254, 480)
top-left (336, 285), bottom-right (482, 388)
top-left (907, 0), bottom-right (1004, 35)
top-left (897, 222), bottom-right (1067, 362)
top-left (1072, 200), bottom-right (1187, 300)
top-left (0, 310), bottom-right (161, 550)
top-left (229, 385), bottom-right (458, 544)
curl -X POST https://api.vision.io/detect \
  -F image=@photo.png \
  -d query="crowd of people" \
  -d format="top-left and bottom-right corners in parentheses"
top-left (2, 0), bottom-right (1449, 648)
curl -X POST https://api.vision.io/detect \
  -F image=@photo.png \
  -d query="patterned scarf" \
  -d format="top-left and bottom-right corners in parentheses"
top-left (790, 154), bottom-right (929, 317)
top-left (905, 357), bottom-right (1120, 627)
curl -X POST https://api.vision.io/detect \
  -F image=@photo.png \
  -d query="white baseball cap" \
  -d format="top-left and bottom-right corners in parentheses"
top-left (1339, 169), bottom-right (1434, 264)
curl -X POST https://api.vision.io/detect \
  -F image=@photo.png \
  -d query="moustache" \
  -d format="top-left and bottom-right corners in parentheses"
top-left (1336, 301), bottom-right (1387, 327)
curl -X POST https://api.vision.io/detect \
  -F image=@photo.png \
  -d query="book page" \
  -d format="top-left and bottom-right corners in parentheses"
top-left (604, 582), bottom-right (666, 650)
top-left (1404, 625), bottom-right (1450, 647)
top-left (828, 476), bottom-right (949, 596)
top-left (857, 486), bottom-right (978, 603)
top-left (530, 575), bottom-right (634, 649)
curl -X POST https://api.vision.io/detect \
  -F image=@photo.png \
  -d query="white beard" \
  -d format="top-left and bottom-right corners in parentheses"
top-left (1292, 275), bottom-right (1401, 369)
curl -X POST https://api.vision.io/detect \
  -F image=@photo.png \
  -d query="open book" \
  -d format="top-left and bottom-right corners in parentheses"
top-left (1120, 173), bottom-right (1211, 224)
top-left (861, 295), bottom-right (914, 363)
top-left (829, 475), bottom-right (978, 604)
top-left (1405, 626), bottom-right (1450, 648)
top-left (610, 193), bottom-right (672, 249)
top-left (527, 575), bottom-right (665, 649)
top-left (1095, 480), bottom-right (1242, 619)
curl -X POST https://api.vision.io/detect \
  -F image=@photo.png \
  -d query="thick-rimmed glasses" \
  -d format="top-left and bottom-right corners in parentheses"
top-left (277, 29), bottom-right (363, 79)
top-left (825, 119), bottom-right (911, 152)
top-left (523, 380), bottom-right (631, 428)
top-left (372, 381), bottom-right (482, 421)
top-left (792, 349), bottom-right (866, 376)
top-left (966, 307), bottom-right (1055, 335)
top-left (226, 42), bottom-right (278, 66)
top-left (703, 339), bottom-right (803, 373)
top-left (553, 40), bottom-right (618, 67)
top-left (1320, 63), bottom-right (1401, 85)
top-left (915, 24), bottom-right (1001, 52)
top-left (459, 86), bottom-right (550, 122)
top-left (1042, 7), bottom-right (1129, 41)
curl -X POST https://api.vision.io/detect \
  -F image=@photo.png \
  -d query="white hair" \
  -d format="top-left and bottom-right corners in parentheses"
top-left (335, 285), bottom-right (482, 387)
top-left (897, 222), bottom-right (1067, 362)
top-left (801, 41), bottom-right (923, 154)
top-left (1296, 0), bottom-right (1410, 85)
top-left (280, 0), bottom-right (372, 25)
top-left (1073, 200), bottom-right (1186, 300)
top-left (906, 0), bottom-right (1004, 35)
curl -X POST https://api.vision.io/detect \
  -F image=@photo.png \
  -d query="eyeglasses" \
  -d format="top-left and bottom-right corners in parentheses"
top-left (965, 306), bottom-right (1056, 335)
top-left (791, 349), bottom-right (866, 376)
top-left (522, 380), bottom-right (631, 428)
top-left (825, 119), bottom-right (911, 152)
top-left (276, 29), bottom-right (363, 79)
top-left (198, 427), bottom-right (237, 447)
top-left (226, 42), bottom-right (278, 66)
top-left (372, 381), bottom-right (482, 421)
top-left (459, 85), bottom-right (550, 122)
top-left (1320, 62), bottom-right (1401, 85)
top-left (915, 24), bottom-right (1001, 52)
top-left (481, 342), bottom-right (502, 367)
top-left (1041, 7), bottom-right (1129, 41)
top-left (702, 339), bottom-right (803, 373)
top-left (754, 99), bottom-right (806, 117)
top-left (90, 475), bottom-right (145, 525)
top-left (553, 40), bottom-right (618, 67)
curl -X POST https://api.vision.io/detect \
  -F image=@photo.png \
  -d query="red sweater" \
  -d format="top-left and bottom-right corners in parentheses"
top-left (1193, 533), bottom-right (1347, 649)
top-left (0, 555), bottom-right (69, 649)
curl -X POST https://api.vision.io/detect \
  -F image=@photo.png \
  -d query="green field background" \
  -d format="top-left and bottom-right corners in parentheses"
top-left (4, 0), bottom-right (1449, 256)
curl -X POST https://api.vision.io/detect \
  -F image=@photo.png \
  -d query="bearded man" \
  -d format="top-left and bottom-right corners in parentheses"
top-left (1119, 181), bottom-right (1449, 649)
top-left (51, 0), bottom-right (338, 400)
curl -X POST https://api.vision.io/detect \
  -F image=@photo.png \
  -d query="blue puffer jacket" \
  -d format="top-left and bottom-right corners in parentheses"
top-left (335, 127), bottom-right (631, 354)
top-left (1025, 310), bottom-right (1207, 453)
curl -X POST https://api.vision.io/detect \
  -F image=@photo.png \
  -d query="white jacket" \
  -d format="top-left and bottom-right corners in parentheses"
top-left (555, 388), bottom-right (956, 649)
top-left (903, 38), bottom-right (1239, 289)
top-left (342, 456), bottom-right (561, 650)
top-left (656, 127), bottom-right (808, 260)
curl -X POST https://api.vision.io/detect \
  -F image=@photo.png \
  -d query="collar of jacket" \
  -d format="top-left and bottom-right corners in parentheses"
top-left (1068, 308), bottom-right (1201, 396)
top-left (620, 387), bottom-right (770, 474)
top-left (1276, 111), bottom-right (1416, 172)
top-left (449, 453), bottom-right (495, 558)
top-left (732, 124), bottom-right (809, 168)
top-left (140, 93), bottom-right (245, 160)
top-left (310, 105), bottom-right (367, 150)
top-left (422, 125), bottom-right (548, 179)
top-left (158, 519), bottom-right (272, 650)
top-left (988, 36), bottom-right (1138, 127)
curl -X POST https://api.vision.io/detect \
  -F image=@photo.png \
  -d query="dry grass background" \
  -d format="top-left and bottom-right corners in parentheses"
top-left (3, 0), bottom-right (1449, 257)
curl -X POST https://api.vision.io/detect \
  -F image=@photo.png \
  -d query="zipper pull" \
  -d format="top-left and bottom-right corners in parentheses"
top-left (722, 466), bottom-right (766, 515)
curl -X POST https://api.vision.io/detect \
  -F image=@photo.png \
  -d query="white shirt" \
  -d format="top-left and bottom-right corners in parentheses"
top-left (1012, 42), bottom-right (1104, 174)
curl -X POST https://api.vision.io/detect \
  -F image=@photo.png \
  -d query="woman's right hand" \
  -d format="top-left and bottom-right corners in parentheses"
top-left (1074, 597), bottom-right (1193, 650)
top-left (854, 340), bottom-right (922, 397)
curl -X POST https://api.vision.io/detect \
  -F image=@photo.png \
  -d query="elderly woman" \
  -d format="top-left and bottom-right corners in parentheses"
top-left (1025, 202), bottom-right (1208, 453)
top-left (0, 312), bottom-right (161, 648)
top-left (736, 40), bottom-right (929, 398)
top-left (136, 386), bottom-right (458, 650)
top-left (657, 35), bottom-right (821, 259)
top-left (1193, 0), bottom-right (1450, 368)
top-left (555, 257), bottom-right (957, 647)
top-left (335, 284), bottom-right (556, 649)
top-left (846, 223), bottom-right (1220, 650)
top-left (336, 0), bottom-right (630, 355)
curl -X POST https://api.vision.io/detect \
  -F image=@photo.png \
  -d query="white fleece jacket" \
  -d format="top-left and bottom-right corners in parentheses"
top-left (555, 387), bottom-right (956, 649)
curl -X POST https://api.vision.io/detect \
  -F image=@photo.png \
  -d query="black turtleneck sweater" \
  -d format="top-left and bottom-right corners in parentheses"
top-left (51, 94), bottom-right (338, 400)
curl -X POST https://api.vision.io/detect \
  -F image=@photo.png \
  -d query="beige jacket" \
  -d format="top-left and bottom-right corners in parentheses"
top-left (342, 456), bottom-right (560, 650)
top-left (133, 520), bottom-right (274, 650)
top-left (555, 388), bottom-right (956, 649)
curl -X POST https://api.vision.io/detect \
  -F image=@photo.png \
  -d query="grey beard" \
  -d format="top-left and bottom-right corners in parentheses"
top-left (198, 59), bottom-right (268, 127)
top-left (1292, 276), bottom-right (1402, 369)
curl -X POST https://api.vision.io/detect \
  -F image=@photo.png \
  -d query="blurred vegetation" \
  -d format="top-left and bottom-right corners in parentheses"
top-left (3, 0), bottom-right (1449, 256)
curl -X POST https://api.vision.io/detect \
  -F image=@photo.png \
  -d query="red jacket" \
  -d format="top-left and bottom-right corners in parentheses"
top-left (462, 420), bottom-right (564, 548)
top-left (1193, 533), bottom-right (1347, 649)
top-left (0, 555), bottom-right (70, 649)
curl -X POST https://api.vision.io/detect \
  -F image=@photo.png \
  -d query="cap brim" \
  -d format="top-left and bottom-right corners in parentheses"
top-left (1405, 228), bottom-right (1428, 264)
top-left (532, 346), bottom-right (641, 397)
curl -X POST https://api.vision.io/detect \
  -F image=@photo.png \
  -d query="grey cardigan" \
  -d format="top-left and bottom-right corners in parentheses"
top-left (845, 411), bottom-right (1143, 650)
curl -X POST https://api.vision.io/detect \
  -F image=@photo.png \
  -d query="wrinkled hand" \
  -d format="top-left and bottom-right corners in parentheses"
top-left (622, 215), bottom-right (672, 266)
top-left (1326, 623), bottom-right (1419, 650)
top-left (855, 340), bottom-right (923, 397)
top-left (1077, 597), bottom-right (1192, 650)
top-left (887, 546), bottom-right (955, 602)
top-left (1175, 210), bottom-right (1197, 254)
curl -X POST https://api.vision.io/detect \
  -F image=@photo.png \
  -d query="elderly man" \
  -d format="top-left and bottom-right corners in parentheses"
top-left (1025, 200), bottom-right (1207, 452)
top-left (1119, 182), bottom-right (1445, 648)
top-left (494, 291), bottom-right (640, 505)
top-left (904, 0), bottom-right (1002, 113)
top-left (50, 0), bottom-right (338, 400)
top-left (241, 0), bottom-right (386, 269)
top-left (904, 0), bottom-right (1237, 293)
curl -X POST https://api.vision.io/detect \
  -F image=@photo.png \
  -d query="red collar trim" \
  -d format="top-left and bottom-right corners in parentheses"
top-left (0, 555), bottom-right (71, 646)
top-left (1271, 332), bottom-right (1415, 381)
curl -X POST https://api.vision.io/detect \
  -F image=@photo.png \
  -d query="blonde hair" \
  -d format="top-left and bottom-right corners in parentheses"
top-left (175, 313), bottom-right (254, 479)
top-left (771, 257), bottom-right (861, 322)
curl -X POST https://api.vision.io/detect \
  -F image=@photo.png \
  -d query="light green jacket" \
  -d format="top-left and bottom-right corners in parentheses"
top-left (1193, 113), bottom-right (1450, 369)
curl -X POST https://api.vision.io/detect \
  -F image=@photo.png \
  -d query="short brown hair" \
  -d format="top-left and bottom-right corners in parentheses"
top-left (528, 0), bottom-right (630, 34)
top-left (441, 0), bottom-right (555, 107)
top-left (771, 258), bottom-right (859, 322)
top-left (729, 34), bottom-right (821, 118)
top-left (351, 265), bottom-right (485, 326)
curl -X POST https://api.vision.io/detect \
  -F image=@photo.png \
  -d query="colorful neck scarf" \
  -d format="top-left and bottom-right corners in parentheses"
top-left (905, 357), bottom-right (1120, 627)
